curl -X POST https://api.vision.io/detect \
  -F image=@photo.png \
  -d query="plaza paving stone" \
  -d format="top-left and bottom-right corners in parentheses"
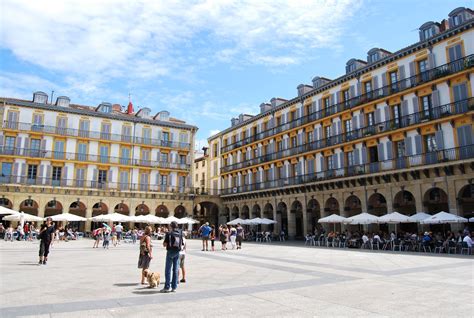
top-left (0, 239), bottom-right (472, 317)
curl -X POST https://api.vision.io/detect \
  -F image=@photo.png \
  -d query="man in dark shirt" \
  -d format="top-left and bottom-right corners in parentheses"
top-left (160, 221), bottom-right (183, 293)
top-left (38, 217), bottom-right (55, 265)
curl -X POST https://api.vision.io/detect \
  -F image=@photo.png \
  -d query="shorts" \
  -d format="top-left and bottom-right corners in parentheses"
top-left (179, 254), bottom-right (185, 268)
top-left (211, 239), bottom-right (215, 247)
top-left (202, 236), bottom-right (209, 240)
top-left (117, 232), bottom-right (122, 239)
top-left (39, 240), bottom-right (51, 257)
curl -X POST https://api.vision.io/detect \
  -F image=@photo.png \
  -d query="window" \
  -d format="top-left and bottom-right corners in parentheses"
top-left (367, 112), bottom-right (375, 127)
top-left (368, 52), bottom-right (378, 63)
top-left (179, 155), bottom-right (186, 164)
top-left (418, 59), bottom-right (428, 73)
top-left (100, 123), bottom-right (111, 140)
top-left (453, 15), bottom-right (461, 26)
top-left (393, 104), bottom-right (401, 126)
top-left (389, 71), bottom-right (398, 91)
top-left (1, 163), bottom-right (12, 182)
top-left (160, 153), bottom-right (168, 162)
top-left (32, 113), bottom-right (43, 126)
top-left (56, 117), bottom-right (67, 135)
top-left (307, 131), bottom-right (313, 143)
top-left (325, 126), bottom-right (331, 139)
top-left (119, 171), bottom-right (129, 190)
top-left (342, 89), bottom-right (350, 107)
top-left (99, 145), bottom-right (109, 163)
top-left (323, 97), bottom-right (330, 114)
top-left (30, 139), bottom-right (41, 157)
top-left (76, 168), bottom-right (85, 187)
top-left (159, 175), bottom-right (167, 185)
top-left (7, 111), bottom-right (18, 128)
top-left (52, 166), bottom-right (62, 186)
top-left (213, 161), bottom-right (218, 177)
top-left (212, 143), bottom-right (218, 157)
top-left (364, 81), bottom-right (372, 95)
top-left (423, 28), bottom-right (433, 40)
top-left (98, 170), bottom-right (107, 184)
top-left (347, 151), bottom-right (354, 166)
top-left (327, 156), bottom-right (333, 170)
top-left (291, 136), bottom-right (297, 148)
top-left (77, 142), bottom-right (87, 161)
top-left (100, 104), bottom-right (112, 113)
top-left (142, 128), bottom-right (151, 144)
top-left (396, 140), bottom-right (405, 157)
top-left (122, 125), bottom-right (132, 142)
top-left (277, 140), bottom-right (283, 151)
top-left (425, 134), bottom-right (437, 152)
top-left (5, 136), bottom-right (15, 151)
top-left (54, 140), bottom-right (65, 159)
top-left (120, 147), bottom-right (130, 165)
top-left (421, 95), bottom-right (432, 118)
top-left (344, 120), bottom-right (352, 133)
top-left (141, 149), bottom-right (150, 165)
top-left (27, 165), bottom-right (38, 182)
top-left (79, 120), bottom-right (89, 138)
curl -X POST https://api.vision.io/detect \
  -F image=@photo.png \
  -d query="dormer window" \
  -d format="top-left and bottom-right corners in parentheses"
top-left (56, 96), bottom-right (70, 107)
top-left (97, 102), bottom-right (112, 113)
top-left (419, 21), bottom-right (440, 41)
top-left (423, 28), bottom-right (434, 40)
top-left (155, 111), bottom-right (170, 121)
top-left (453, 15), bottom-right (461, 26)
top-left (368, 52), bottom-right (378, 63)
top-left (136, 107), bottom-right (151, 118)
top-left (33, 91), bottom-right (48, 104)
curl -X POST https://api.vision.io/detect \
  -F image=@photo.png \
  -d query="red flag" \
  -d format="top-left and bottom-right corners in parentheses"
top-left (127, 101), bottom-right (134, 114)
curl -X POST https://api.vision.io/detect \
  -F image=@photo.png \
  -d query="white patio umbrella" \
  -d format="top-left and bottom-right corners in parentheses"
top-left (3, 212), bottom-right (43, 222)
top-left (344, 212), bottom-right (379, 225)
top-left (378, 212), bottom-right (415, 224)
top-left (227, 218), bottom-right (244, 225)
top-left (49, 213), bottom-right (87, 222)
top-left (260, 218), bottom-right (277, 225)
top-left (177, 217), bottom-right (199, 225)
top-left (318, 214), bottom-right (347, 232)
top-left (91, 213), bottom-right (131, 223)
top-left (161, 216), bottom-right (181, 224)
top-left (469, 217), bottom-right (474, 223)
top-left (420, 211), bottom-right (468, 224)
top-left (0, 206), bottom-right (19, 215)
top-left (409, 212), bottom-right (432, 223)
top-left (248, 217), bottom-right (264, 225)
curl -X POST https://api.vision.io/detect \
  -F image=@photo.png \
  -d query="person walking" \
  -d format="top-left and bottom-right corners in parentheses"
top-left (210, 225), bottom-right (216, 251)
top-left (236, 223), bottom-right (244, 250)
top-left (38, 217), bottom-right (55, 265)
top-left (219, 225), bottom-right (228, 250)
top-left (161, 221), bottom-right (183, 293)
top-left (131, 228), bottom-right (138, 244)
top-left (115, 222), bottom-right (123, 244)
top-left (229, 226), bottom-right (237, 249)
top-left (138, 226), bottom-right (153, 285)
top-left (199, 222), bottom-right (212, 251)
top-left (103, 228), bottom-right (111, 249)
top-left (179, 236), bottom-right (187, 283)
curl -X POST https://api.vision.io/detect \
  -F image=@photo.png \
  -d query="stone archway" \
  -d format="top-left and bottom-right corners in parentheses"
top-left (0, 197), bottom-right (13, 209)
top-left (251, 204), bottom-right (261, 218)
top-left (44, 199), bottom-right (63, 217)
top-left (222, 207), bottom-right (230, 223)
top-left (194, 201), bottom-right (219, 226)
top-left (174, 205), bottom-right (186, 218)
top-left (92, 202), bottom-right (109, 230)
top-left (458, 184), bottom-right (474, 219)
top-left (19, 198), bottom-right (39, 216)
top-left (344, 195), bottom-right (362, 217)
top-left (113, 202), bottom-right (129, 215)
top-left (276, 201), bottom-right (288, 235)
top-left (231, 206), bottom-right (239, 219)
top-left (241, 205), bottom-right (250, 219)
top-left (291, 200), bottom-right (304, 238)
top-left (307, 199), bottom-right (321, 234)
top-left (156, 205), bottom-right (169, 218)
top-left (393, 190), bottom-right (416, 215)
top-left (368, 193), bottom-right (387, 216)
top-left (423, 187), bottom-right (449, 214)
top-left (68, 200), bottom-right (87, 231)
top-left (262, 203), bottom-right (275, 232)
top-left (324, 197), bottom-right (340, 216)
top-left (135, 203), bottom-right (150, 216)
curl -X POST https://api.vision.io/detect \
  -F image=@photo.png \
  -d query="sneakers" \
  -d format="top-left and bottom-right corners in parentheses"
top-left (159, 288), bottom-right (171, 293)
top-left (180, 279), bottom-right (186, 283)
top-left (42, 260), bottom-right (47, 265)
top-left (171, 289), bottom-right (176, 292)
top-left (38, 260), bottom-right (42, 265)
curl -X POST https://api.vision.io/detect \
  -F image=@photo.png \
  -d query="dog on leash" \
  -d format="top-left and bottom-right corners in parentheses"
top-left (144, 269), bottom-right (160, 288)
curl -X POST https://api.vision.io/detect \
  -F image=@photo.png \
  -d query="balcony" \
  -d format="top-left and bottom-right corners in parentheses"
top-left (1, 121), bottom-right (192, 150)
top-left (221, 144), bottom-right (474, 195)
top-left (220, 97), bottom-right (473, 173)
top-left (0, 147), bottom-right (191, 170)
top-left (220, 54), bottom-right (474, 154)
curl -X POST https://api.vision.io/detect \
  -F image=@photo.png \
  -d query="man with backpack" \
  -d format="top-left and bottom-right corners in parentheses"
top-left (160, 221), bottom-right (183, 293)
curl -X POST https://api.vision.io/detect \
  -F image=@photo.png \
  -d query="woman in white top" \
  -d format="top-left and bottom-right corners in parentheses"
top-left (229, 226), bottom-right (237, 249)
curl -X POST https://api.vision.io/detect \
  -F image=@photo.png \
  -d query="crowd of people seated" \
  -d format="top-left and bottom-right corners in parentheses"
top-left (305, 227), bottom-right (473, 254)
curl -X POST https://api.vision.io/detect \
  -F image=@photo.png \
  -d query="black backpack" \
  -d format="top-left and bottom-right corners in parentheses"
top-left (168, 230), bottom-right (183, 250)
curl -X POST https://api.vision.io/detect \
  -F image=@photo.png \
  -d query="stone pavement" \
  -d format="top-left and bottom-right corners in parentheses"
top-left (0, 239), bottom-right (472, 317)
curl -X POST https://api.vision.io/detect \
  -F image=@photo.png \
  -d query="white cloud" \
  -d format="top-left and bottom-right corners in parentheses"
top-left (209, 129), bottom-right (220, 136)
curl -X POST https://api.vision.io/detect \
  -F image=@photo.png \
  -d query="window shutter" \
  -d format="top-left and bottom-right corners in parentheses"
top-left (170, 132), bottom-right (174, 142)
top-left (372, 75), bottom-right (378, 91)
top-left (381, 72), bottom-right (387, 87)
top-left (386, 141), bottom-right (393, 159)
top-left (358, 113), bottom-right (365, 128)
top-left (0, 135), bottom-right (4, 148)
top-left (356, 82), bottom-right (362, 96)
top-left (361, 147), bottom-right (368, 164)
top-left (457, 125), bottom-right (473, 146)
top-left (92, 168), bottom-right (98, 182)
top-left (409, 61), bottom-right (416, 80)
top-left (412, 97), bottom-right (419, 113)
top-left (354, 148), bottom-right (360, 165)
top-left (384, 106), bottom-right (391, 121)
top-left (41, 139), bottom-right (46, 151)
top-left (24, 137), bottom-right (30, 151)
top-left (414, 135), bottom-right (423, 154)
top-left (375, 108), bottom-right (381, 124)
top-left (432, 90), bottom-right (440, 108)
top-left (15, 137), bottom-right (22, 155)
top-left (435, 130), bottom-right (444, 150)
top-left (61, 166), bottom-right (68, 186)
top-left (298, 133), bottom-right (303, 146)
top-left (331, 123), bottom-right (336, 136)
top-left (317, 98), bottom-right (322, 112)
top-left (399, 65), bottom-right (406, 89)
top-left (36, 165), bottom-right (44, 185)
top-left (427, 53), bottom-right (436, 69)
top-left (318, 127), bottom-right (322, 140)
top-left (401, 100), bottom-right (409, 116)
top-left (12, 163), bottom-right (18, 182)
top-left (319, 156), bottom-right (324, 171)
top-left (349, 85), bottom-right (355, 99)
top-left (405, 137), bottom-right (412, 156)
top-left (339, 152), bottom-right (344, 168)
top-left (20, 163), bottom-right (26, 180)
top-left (109, 168), bottom-right (114, 183)
top-left (331, 93), bottom-right (336, 106)
top-left (46, 165), bottom-right (52, 185)
top-left (352, 116), bottom-right (358, 130)
top-left (337, 121), bottom-right (342, 135)
top-left (377, 143), bottom-right (385, 161)
top-left (332, 154), bottom-right (338, 169)
top-left (448, 46), bottom-right (455, 62)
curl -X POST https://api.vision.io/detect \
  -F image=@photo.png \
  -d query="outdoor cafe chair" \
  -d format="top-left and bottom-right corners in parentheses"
top-left (304, 235), bottom-right (314, 246)
top-left (392, 239), bottom-right (402, 251)
top-left (421, 241), bottom-right (432, 253)
top-left (460, 242), bottom-right (471, 255)
top-left (447, 240), bottom-right (457, 254)
top-left (371, 239), bottom-right (380, 250)
top-left (434, 241), bottom-right (444, 253)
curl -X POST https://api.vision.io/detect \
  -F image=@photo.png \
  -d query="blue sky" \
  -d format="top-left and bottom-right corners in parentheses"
top-left (0, 0), bottom-right (471, 148)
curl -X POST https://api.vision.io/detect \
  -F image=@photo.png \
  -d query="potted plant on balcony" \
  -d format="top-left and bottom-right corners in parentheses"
top-left (464, 57), bottom-right (474, 69)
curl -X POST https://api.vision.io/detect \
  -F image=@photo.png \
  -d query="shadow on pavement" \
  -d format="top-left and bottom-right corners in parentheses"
top-left (114, 283), bottom-right (140, 287)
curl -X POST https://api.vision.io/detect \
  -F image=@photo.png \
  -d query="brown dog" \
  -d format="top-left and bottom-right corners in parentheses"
top-left (144, 269), bottom-right (160, 288)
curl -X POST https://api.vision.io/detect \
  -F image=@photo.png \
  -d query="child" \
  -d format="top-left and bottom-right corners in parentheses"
top-left (103, 229), bottom-right (111, 249)
top-left (210, 225), bottom-right (216, 251)
top-left (179, 236), bottom-right (187, 283)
